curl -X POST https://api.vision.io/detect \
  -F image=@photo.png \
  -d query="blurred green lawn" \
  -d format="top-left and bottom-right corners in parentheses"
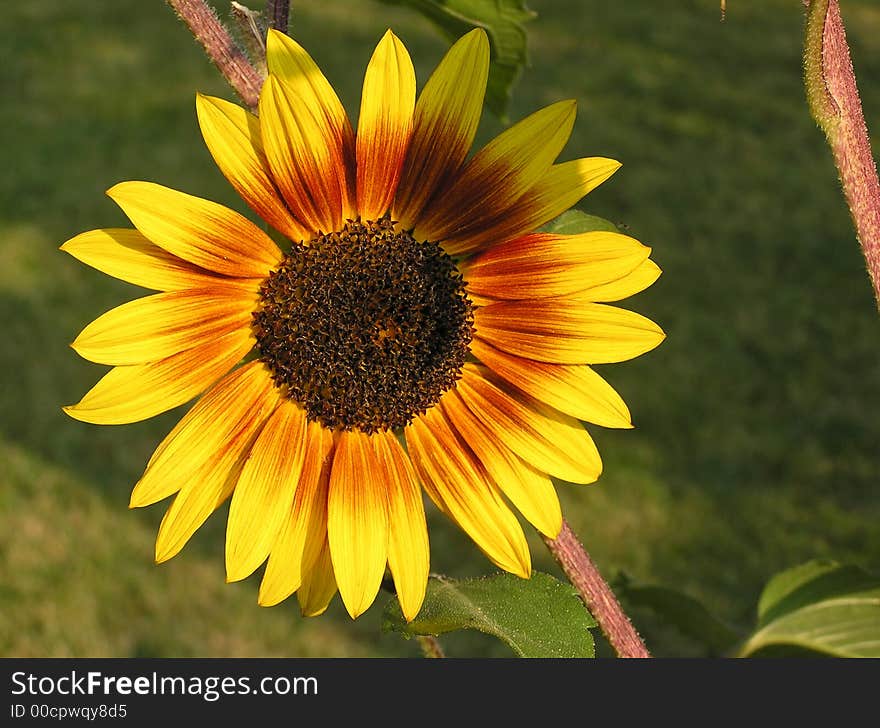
top-left (2, 0), bottom-right (879, 657)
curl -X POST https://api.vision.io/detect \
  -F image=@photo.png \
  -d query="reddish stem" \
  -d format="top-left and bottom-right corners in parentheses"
top-left (416, 635), bottom-right (446, 658)
top-left (267, 0), bottom-right (291, 32)
top-left (165, 0), bottom-right (263, 110)
top-left (543, 520), bottom-right (650, 658)
top-left (805, 0), bottom-right (880, 308)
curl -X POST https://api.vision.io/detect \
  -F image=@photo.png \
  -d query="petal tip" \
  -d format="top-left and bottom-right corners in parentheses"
top-left (257, 582), bottom-right (292, 607)
top-left (105, 181), bottom-right (126, 199)
top-left (465, 26), bottom-right (489, 44)
top-left (154, 544), bottom-right (175, 564)
top-left (301, 603), bottom-right (332, 618)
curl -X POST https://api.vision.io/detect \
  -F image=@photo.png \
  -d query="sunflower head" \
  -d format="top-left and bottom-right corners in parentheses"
top-left (62, 27), bottom-right (664, 622)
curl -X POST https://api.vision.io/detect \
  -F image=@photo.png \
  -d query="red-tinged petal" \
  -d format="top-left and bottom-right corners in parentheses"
top-left (327, 430), bottom-right (389, 619)
top-left (470, 337), bottom-right (632, 429)
top-left (128, 361), bottom-right (278, 509)
top-left (579, 258), bottom-right (663, 302)
top-left (225, 400), bottom-right (308, 582)
top-left (474, 299), bottom-right (665, 364)
top-left (297, 536), bottom-right (338, 617)
top-left (151, 363), bottom-right (283, 563)
top-left (393, 29), bottom-right (490, 230)
top-left (356, 30), bottom-right (416, 221)
top-left (259, 422), bottom-right (334, 607)
top-left (196, 93), bottom-right (309, 242)
top-left (442, 157), bottom-right (622, 256)
top-left (60, 228), bottom-right (224, 291)
top-left (107, 181), bottom-right (282, 277)
top-left (265, 29), bottom-right (355, 166)
top-left (462, 231), bottom-right (650, 300)
top-left (405, 406), bottom-right (531, 577)
top-left (441, 391), bottom-right (562, 538)
top-left (63, 328), bottom-right (254, 426)
top-left (414, 100), bottom-right (577, 243)
top-left (259, 75), bottom-right (349, 235)
top-left (70, 284), bottom-right (257, 366)
top-left (373, 430), bottom-right (429, 622)
top-left (456, 364), bottom-right (602, 484)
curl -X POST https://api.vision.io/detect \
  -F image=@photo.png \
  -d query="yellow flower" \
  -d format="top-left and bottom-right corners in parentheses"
top-left (62, 28), bottom-right (664, 621)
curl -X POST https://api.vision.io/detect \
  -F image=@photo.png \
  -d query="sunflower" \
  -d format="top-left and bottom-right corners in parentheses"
top-left (62, 28), bottom-right (664, 621)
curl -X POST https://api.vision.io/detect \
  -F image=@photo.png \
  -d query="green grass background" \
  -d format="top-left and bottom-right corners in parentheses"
top-left (2, 0), bottom-right (879, 657)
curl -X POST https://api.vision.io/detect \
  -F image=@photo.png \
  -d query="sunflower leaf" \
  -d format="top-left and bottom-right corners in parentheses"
top-left (615, 578), bottom-right (741, 656)
top-left (382, 571), bottom-right (596, 657)
top-left (736, 560), bottom-right (880, 657)
top-left (377, 0), bottom-right (535, 120)
top-left (543, 209), bottom-right (620, 234)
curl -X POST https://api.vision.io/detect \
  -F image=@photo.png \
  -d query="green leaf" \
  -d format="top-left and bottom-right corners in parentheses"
top-left (616, 580), bottom-right (741, 656)
top-left (738, 560), bottom-right (880, 657)
top-left (383, 571), bottom-right (596, 657)
top-left (543, 209), bottom-right (620, 235)
top-left (378, 0), bottom-right (535, 120)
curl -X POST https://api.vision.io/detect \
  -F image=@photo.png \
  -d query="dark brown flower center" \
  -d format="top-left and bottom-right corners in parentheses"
top-left (253, 218), bottom-right (474, 433)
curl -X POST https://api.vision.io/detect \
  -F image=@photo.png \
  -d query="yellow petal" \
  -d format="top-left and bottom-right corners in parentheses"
top-left (443, 157), bottom-right (621, 256)
top-left (70, 285), bottom-right (256, 365)
top-left (225, 400), bottom-right (308, 583)
top-left (462, 231), bottom-right (650, 300)
top-left (474, 299), bottom-right (666, 364)
top-left (456, 364), bottom-right (602, 484)
top-left (393, 29), bottom-right (490, 230)
top-left (196, 93), bottom-right (309, 242)
top-left (107, 181), bottom-right (282, 277)
top-left (129, 361), bottom-right (277, 509)
top-left (356, 30), bottom-right (416, 221)
top-left (265, 29), bottom-right (356, 195)
top-left (373, 429), bottom-right (429, 622)
top-left (63, 328), bottom-right (253, 425)
top-left (60, 228), bottom-right (223, 291)
top-left (406, 406), bottom-right (531, 577)
top-left (259, 75), bottom-right (350, 235)
top-left (297, 536), bottom-right (338, 617)
top-left (441, 391), bottom-right (562, 538)
top-left (259, 422), bottom-right (334, 607)
top-left (579, 258), bottom-right (663, 302)
top-left (327, 430), bottom-right (389, 619)
top-left (470, 337), bottom-right (632, 429)
top-left (415, 100), bottom-right (576, 243)
top-left (153, 366), bottom-right (282, 563)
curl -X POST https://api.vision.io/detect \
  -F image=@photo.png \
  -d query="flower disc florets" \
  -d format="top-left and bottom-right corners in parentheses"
top-left (253, 218), bottom-right (474, 432)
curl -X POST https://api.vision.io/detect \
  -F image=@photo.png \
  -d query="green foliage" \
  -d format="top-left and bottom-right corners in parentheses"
top-left (621, 561), bottom-right (880, 658)
top-left (377, 0), bottom-right (535, 120)
top-left (738, 560), bottom-right (880, 657)
top-left (383, 572), bottom-right (596, 657)
top-left (544, 209), bottom-right (620, 234)
top-left (616, 576), bottom-right (740, 656)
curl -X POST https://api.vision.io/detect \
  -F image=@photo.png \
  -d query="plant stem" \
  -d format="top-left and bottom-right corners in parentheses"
top-left (416, 635), bottom-right (445, 658)
top-left (267, 0), bottom-right (291, 32)
top-left (165, 0), bottom-right (263, 111)
top-left (542, 519), bottom-right (650, 658)
top-left (804, 0), bottom-right (880, 309)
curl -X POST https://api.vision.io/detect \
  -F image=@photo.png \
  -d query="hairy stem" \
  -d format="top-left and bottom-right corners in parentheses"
top-left (804, 0), bottom-right (880, 308)
top-left (542, 520), bottom-right (650, 658)
top-left (165, 0), bottom-right (263, 110)
top-left (267, 0), bottom-right (291, 32)
top-left (416, 635), bottom-right (446, 658)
